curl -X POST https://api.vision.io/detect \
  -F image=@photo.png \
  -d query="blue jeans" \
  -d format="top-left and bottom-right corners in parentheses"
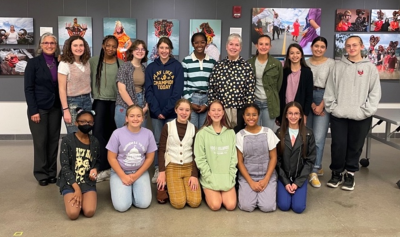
top-left (110, 169), bottom-right (152, 212)
top-left (254, 100), bottom-right (276, 131)
top-left (277, 180), bottom-right (307, 214)
top-left (190, 92), bottom-right (207, 128)
top-left (114, 92), bottom-right (147, 128)
top-left (306, 89), bottom-right (330, 173)
top-left (151, 117), bottom-right (174, 167)
top-left (65, 93), bottom-right (92, 134)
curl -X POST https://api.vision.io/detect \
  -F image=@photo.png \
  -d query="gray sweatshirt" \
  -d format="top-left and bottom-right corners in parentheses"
top-left (324, 56), bottom-right (381, 120)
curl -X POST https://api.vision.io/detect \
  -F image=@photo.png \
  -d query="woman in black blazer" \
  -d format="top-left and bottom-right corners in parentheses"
top-left (24, 32), bottom-right (62, 186)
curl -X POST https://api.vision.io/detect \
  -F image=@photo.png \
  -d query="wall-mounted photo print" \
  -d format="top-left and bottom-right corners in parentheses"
top-left (335, 9), bottom-right (370, 32)
top-left (0, 48), bottom-right (34, 75)
top-left (0, 18), bottom-right (34, 45)
top-left (370, 9), bottom-right (400, 32)
top-left (335, 33), bottom-right (400, 80)
top-left (147, 19), bottom-right (179, 63)
top-left (251, 8), bottom-right (322, 55)
top-left (104, 18), bottom-right (136, 61)
top-left (58, 16), bottom-right (92, 54)
top-left (189, 19), bottom-right (221, 61)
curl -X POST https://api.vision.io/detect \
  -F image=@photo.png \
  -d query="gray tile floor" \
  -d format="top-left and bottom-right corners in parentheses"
top-left (1, 139), bottom-right (400, 237)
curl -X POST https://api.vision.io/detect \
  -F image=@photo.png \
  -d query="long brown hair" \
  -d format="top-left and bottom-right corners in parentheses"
top-left (202, 100), bottom-right (232, 129)
top-left (277, 101), bottom-right (307, 157)
top-left (283, 43), bottom-right (309, 70)
top-left (126, 39), bottom-right (149, 63)
top-left (60, 35), bottom-right (91, 64)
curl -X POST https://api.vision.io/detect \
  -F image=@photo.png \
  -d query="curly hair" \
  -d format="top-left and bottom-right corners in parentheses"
top-left (60, 35), bottom-right (91, 64)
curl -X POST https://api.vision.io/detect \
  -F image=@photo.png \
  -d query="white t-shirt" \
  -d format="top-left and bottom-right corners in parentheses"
top-left (236, 127), bottom-right (280, 153)
top-left (6, 32), bottom-right (18, 44)
top-left (58, 61), bottom-right (87, 80)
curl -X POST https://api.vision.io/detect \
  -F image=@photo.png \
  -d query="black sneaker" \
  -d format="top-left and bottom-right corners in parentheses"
top-left (327, 171), bottom-right (343, 188)
top-left (341, 173), bottom-right (355, 191)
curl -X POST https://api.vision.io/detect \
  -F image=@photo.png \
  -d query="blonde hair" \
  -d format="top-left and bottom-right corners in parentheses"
top-left (124, 105), bottom-right (144, 126)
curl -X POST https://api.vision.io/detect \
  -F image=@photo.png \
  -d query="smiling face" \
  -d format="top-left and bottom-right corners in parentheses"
top-left (71, 39), bottom-right (85, 57)
top-left (243, 106), bottom-right (259, 127)
top-left (125, 107), bottom-right (144, 129)
top-left (41, 36), bottom-right (57, 55)
top-left (311, 40), bottom-right (327, 58)
top-left (285, 106), bottom-right (301, 128)
top-left (103, 38), bottom-right (117, 57)
top-left (158, 42), bottom-right (171, 61)
top-left (133, 43), bottom-right (146, 60)
top-left (256, 36), bottom-right (271, 56)
top-left (226, 37), bottom-right (241, 60)
top-left (208, 102), bottom-right (224, 124)
top-left (288, 46), bottom-right (302, 64)
top-left (175, 101), bottom-right (191, 123)
top-left (192, 34), bottom-right (207, 55)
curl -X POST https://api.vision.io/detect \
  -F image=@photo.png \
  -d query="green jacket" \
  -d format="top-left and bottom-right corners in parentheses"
top-left (194, 126), bottom-right (237, 191)
top-left (248, 55), bottom-right (283, 119)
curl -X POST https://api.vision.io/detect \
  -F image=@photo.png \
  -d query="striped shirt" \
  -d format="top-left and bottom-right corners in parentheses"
top-left (182, 53), bottom-right (216, 102)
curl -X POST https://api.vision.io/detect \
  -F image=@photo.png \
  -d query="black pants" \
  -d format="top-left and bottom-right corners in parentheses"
top-left (92, 99), bottom-right (116, 171)
top-left (234, 107), bottom-right (245, 134)
top-left (273, 26), bottom-right (280, 40)
top-left (28, 106), bottom-right (62, 181)
top-left (330, 115), bottom-right (372, 173)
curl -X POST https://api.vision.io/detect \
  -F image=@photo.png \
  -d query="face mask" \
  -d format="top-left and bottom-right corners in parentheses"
top-left (78, 125), bottom-right (93, 134)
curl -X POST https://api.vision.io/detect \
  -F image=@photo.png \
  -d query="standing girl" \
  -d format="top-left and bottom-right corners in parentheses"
top-left (89, 35), bottom-right (123, 182)
top-left (291, 19), bottom-right (300, 42)
top-left (182, 32), bottom-right (216, 128)
top-left (247, 34), bottom-right (283, 130)
top-left (115, 39), bottom-right (149, 128)
top-left (157, 99), bottom-right (201, 208)
top-left (276, 102), bottom-right (316, 214)
top-left (277, 43), bottom-right (313, 126)
top-left (145, 37), bottom-right (184, 183)
top-left (194, 100), bottom-right (237, 211)
top-left (305, 37), bottom-right (335, 188)
top-left (58, 36), bottom-right (92, 134)
top-left (236, 104), bottom-right (280, 212)
top-left (57, 108), bottom-right (100, 220)
top-left (106, 105), bottom-right (157, 212)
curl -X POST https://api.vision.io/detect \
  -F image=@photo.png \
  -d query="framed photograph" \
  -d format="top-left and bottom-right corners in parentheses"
top-left (103, 18), bottom-right (136, 60)
top-left (58, 16), bottom-right (92, 54)
top-left (335, 33), bottom-right (400, 80)
top-left (0, 17), bottom-right (34, 45)
top-left (0, 48), bottom-right (34, 75)
top-left (251, 8), bottom-right (322, 55)
top-left (189, 19), bottom-right (221, 61)
top-left (370, 9), bottom-right (399, 32)
top-left (335, 9), bottom-right (369, 32)
top-left (147, 19), bottom-right (179, 63)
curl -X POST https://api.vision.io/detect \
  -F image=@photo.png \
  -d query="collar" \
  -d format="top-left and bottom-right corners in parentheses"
top-left (191, 52), bottom-right (209, 61)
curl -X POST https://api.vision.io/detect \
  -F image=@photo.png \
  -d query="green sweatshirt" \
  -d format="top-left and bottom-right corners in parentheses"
top-left (194, 125), bottom-right (237, 191)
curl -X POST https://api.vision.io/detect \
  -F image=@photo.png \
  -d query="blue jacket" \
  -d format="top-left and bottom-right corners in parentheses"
top-left (145, 57), bottom-right (184, 119)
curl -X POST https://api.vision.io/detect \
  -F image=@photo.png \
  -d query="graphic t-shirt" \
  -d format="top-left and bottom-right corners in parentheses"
top-left (106, 126), bottom-right (157, 171)
top-left (73, 136), bottom-right (92, 192)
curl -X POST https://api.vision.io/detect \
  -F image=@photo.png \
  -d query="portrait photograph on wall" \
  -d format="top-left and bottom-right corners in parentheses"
top-left (335, 9), bottom-right (370, 32)
top-left (58, 16), bottom-right (92, 54)
top-left (335, 33), bottom-right (400, 80)
top-left (0, 48), bottom-right (34, 75)
top-left (147, 19), bottom-right (179, 63)
top-left (189, 19), bottom-right (221, 61)
top-left (104, 18), bottom-right (137, 61)
top-left (0, 17), bottom-right (34, 45)
top-left (251, 8), bottom-right (322, 55)
top-left (370, 9), bottom-right (400, 32)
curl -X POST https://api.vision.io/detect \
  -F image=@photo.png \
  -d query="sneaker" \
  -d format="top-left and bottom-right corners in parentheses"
top-left (317, 168), bottom-right (324, 176)
top-left (341, 172), bottom-right (355, 191)
top-left (309, 173), bottom-right (321, 188)
top-left (96, 169), bottom-right (111, 183)
top-left (152, 167), bottom-right (159, 184)
top-left (327, 171), bottom-right (343, 188)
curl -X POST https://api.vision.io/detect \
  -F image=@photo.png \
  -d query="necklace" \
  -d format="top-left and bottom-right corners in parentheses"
top-left (46, 59), bottom-right (56, 69)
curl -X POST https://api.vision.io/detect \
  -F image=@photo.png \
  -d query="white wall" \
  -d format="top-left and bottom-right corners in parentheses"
top-left (0, 102), bottom-right (399, 135)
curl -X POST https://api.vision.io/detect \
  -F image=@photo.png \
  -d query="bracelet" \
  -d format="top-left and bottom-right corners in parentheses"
top-left (63, 107), bottom-right (69, 110)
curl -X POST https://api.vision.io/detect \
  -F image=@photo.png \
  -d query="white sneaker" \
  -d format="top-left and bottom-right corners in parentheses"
top-left (152, 167), bottom-right (159, 184)
top-left (96, 169), bottom-right (111, 183)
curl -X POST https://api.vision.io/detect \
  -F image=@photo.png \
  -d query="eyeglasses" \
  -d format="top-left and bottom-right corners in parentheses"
top-left (134, 48), bottom-right (146, 52)
top-left (41, 42), bottom-right (56, 46)
top-left (287, 112), bottom-right (300, 117)
top-left (77, 120), bottom-right (94, 126)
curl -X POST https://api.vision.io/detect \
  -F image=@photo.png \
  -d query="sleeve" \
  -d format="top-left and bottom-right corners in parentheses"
top-left (277, 70), bottom-right (288, 122)
top-left (294, 130), bottom-right (316, 188)
top-left (229, 130), bottom-right (238, 180)
top-left (105, 130), bottom-right (120, 154)
top-left (275, 130), bottom-right (291, 186)
top-left (92, 137), bottom-right (101, 171)
top-left (182, 59), bottom-right (191, 101)
top-left (267, 128), bottom-right (280, 150)
top-left (235, 131), bottom-right (244, 153)
top-left (303, 68), bottom-right (314, 116)
top-left (191, 127), bottom-right (199, 177)
top-left (161, 63), bottom-right (184, 117)
top-left (246, 64), bottom-right (256, 104)
top-left (323, 64), bottom-right (337, 114)
top-left (207, 64), bottom-right (218, 105)
top-left (60, 137), bottom-right (77, 186)
top-left (57, 61), bottom-right (70, 75)
top-left (363, 67), bottom-right (381, 117)
top-left (24, 58), bottom-right (39, 116)
top-left (146, 130), bottom-right (158, 153)
top-left (194, 131), bottom-right (212, 179)
top-left (276, 62), bottom-right (284, 95)
top-left (145, 65), bottom-right (162, 117)
top-left (116, 63), bottom-right (127, 84)
top-left (158, 124), bottom-right (169, 172)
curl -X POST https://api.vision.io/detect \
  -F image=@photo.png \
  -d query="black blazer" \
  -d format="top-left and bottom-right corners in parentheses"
top-left (277, 66), bottom-right (313, 122)
top-left (24, 54), bottom-right (61, 116)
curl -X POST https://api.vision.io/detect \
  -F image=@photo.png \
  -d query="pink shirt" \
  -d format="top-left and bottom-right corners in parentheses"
top-left (285, 70), bottom-right (301, 104)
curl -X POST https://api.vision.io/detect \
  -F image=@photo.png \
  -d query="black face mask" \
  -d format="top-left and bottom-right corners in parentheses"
top-left (78, 125), bottom-right (93, 134)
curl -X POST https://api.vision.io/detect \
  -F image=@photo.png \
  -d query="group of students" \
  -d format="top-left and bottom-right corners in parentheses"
top-left (24, 30), bottom-right (380, 220)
